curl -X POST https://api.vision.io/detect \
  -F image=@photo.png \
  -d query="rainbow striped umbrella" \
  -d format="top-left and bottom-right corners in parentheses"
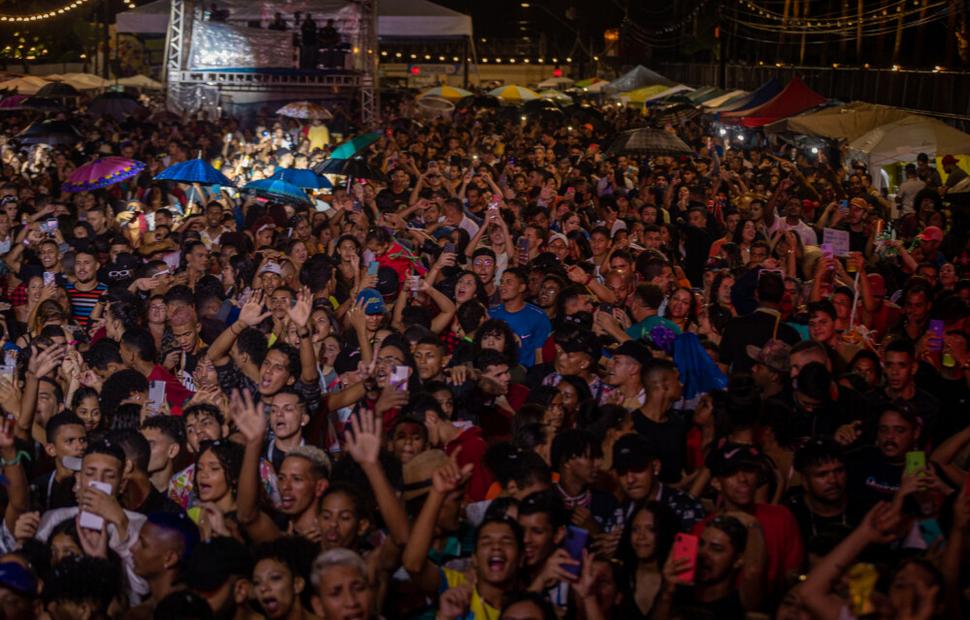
top-left (418, 85), bottom-right (472, 102)
top-left (62, 156), bottom-right (145, 192)
top-left (488, 85), bottom-right (540, 103)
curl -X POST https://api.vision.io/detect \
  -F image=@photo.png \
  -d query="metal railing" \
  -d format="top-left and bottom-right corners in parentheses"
top-left (654, 62), bottom-right (970, 127)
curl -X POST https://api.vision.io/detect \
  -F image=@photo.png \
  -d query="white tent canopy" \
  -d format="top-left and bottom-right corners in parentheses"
top-left (116, 75), bottom-right (164, 90)
top-left (46, 73), bottom-right (112, 90)
top-left (848, 114), bottom-right (970, 167)
top-left (0, 76), bottom-right (50, 95)
top-left (116, 0), bottom-right (472, 38)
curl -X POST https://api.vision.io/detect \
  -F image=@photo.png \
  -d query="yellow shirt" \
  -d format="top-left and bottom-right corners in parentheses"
top-left (441, 568), bottom-right (500, 620)
top-left (308, 125), bottom-right (331, 151)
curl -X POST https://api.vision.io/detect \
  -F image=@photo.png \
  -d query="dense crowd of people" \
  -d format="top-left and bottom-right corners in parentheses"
top-left (0, 86), bottom-right (966, 620)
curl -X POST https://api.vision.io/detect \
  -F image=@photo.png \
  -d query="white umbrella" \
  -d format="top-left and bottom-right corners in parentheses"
top-left (46, 73), bottom-right (111, 90)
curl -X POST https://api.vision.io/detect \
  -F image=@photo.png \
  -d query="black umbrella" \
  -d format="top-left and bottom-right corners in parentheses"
top-left (455, 94), bottom-right (500, 110)
top-left (36, 81), bottom-right (80, 98)
top-left (313, 157), bottom-right (387, 183)
top-left (523, 98), bottom-right (562, 112)
top-left (22, 97), bottom-right (63, 112)
top-left (652, 103), bottom-right (701, 127)
top-left (16, 119), bottom-right (82, 145)
top-left (87, 91), bottom-right (146, 119)
top-left (607, 128), bottom-right (694, 157)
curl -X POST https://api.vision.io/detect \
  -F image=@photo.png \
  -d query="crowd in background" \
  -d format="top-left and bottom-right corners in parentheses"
top-left (0, 90), bottom-right (966, 620)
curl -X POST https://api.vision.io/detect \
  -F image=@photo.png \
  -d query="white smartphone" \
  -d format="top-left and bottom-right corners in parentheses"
top-left (79, 480), bottom-right (113, 530)
top-left (148, 380), bottom-right (166, 415)
top-left (43, 272), bottom-right (55, 286)
top-left (390, 365), bottom-right (411, 391)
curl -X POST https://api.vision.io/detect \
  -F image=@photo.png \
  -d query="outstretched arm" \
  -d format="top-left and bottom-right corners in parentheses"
top-left (231, 389), bottom-right (281, 543)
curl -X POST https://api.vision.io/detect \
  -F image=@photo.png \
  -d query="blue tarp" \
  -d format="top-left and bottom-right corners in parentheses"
top-left (709, 78), bottom-right (783, 114)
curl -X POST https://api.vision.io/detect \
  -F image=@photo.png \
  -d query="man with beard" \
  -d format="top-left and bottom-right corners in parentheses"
top-left (185, 536), bottom-right (254, 620)
top-left (846, 405), bottom-right (923, 508)
top-left (784, 439), bottom-right (861, 546)
top-left (663, 515), bottom-right (765, 618)
top-left (64, 247), bottom-right (107, 327)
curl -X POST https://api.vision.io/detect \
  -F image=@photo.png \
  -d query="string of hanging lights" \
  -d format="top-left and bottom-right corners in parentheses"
top-left (0, 0), bottom-right (95, 23)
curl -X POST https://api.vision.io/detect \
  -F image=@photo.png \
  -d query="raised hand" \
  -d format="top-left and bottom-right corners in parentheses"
top-left (198, 501), bottom-right (231, 542)
top-left (238, 289), bottom-right (271, 327)
top-left (12, 511), bottom-right (39, 542)
top-left (229, 389), bottom-right (266, 445)
top-left (436, 584), bottom-right (472, 620)
top-left (431, 448), bottom-right (474, 495)
top-left (0, 381), bottom-right (21, 418)
top-left (375, 385), bottom-right (409, 418)
top-left (28, 344), bottom-right (67, 378)
top-left (345, 407), bottom-right (383, 465)
top-left (287, 286), bottom-right (312, 329)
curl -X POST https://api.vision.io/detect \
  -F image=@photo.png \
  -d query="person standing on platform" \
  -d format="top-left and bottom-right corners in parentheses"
top-left (301, 14), bottom-right (318, 69)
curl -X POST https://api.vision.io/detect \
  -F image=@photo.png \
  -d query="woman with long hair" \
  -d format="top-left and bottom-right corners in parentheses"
top-left (665, 286), bottom-right (698, 333)
top-left (618, 501), bottom-right (678, 619)
top-left (706, 270), bottom-right (736, 337)
top-left (732, 218), bottom-right (764, 265)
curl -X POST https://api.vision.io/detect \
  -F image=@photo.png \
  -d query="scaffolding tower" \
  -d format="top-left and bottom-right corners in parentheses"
top-left (162, 0), bottom-right (380, 124)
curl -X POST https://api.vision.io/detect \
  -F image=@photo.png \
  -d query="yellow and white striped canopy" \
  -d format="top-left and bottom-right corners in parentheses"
top-left (418, 85), bottom-right (472, 101)
top-left (488, 85), bottom-right (540, 103)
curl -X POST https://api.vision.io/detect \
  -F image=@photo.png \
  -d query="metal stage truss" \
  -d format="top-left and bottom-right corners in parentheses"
top-left (163, 0), bottom-right (380, 125)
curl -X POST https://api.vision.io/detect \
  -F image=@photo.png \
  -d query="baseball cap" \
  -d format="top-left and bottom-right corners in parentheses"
top-left (612, 340), bottom-right (652, 367)
top-left (0, 562), bottom-right (37, 597)
top-left (402, 449), bottom-right (450, 501)
top-left (746, 339), bottom-right (791, 374)
top-left (866, 273), bottom-right (887, 297)
top-left (547, 231), bottom-right (569, 247)
top-left (257, 262), bottom-right (283, 277)
top-left (375, 266), bottom-right (400, 299)
top-left (355, 287), bottom-right (386, 315)
top-left (916, 225), bottom-right (943, 243)
top-left (612, 434), bottom-right (656, 474)
top-left (99, 252), bottom-right (141, 286)
top-left (183, 537), bottom-right (253, 593)
top-left (333, 347), bottom-right (361, 375)
top-left (942, 154), bottom-right (958, 166)
top-left (706, 442), bottom-right (763, 477)
top-left (849, 197), bottom-right (868, 210)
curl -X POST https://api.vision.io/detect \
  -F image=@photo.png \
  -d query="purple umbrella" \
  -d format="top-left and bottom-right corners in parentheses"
top-left (0, 95), bottom-right (28, 110)
top-left (62, 157), bottom-right (145, 193)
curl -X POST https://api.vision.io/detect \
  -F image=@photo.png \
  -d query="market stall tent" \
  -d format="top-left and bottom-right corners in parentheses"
top-left (0, 76), bottom-right (49, 95)
top-left (721, 77), bottom-right (827, 127)
top-left (708, 78), bottom-right (782, 113)
top-left (848, 114), bottom-right (970, 167)
top-left (764, 101), bottom-right (913, 142)
top-left (702, 89), bottom-right (747, 109)
top-left (603, 65), bottom-right (675, 94)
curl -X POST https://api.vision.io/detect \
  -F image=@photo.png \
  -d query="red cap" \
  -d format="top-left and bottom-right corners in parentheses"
top-left (916, 225), bottom-right (944, 243)
top-left (942, 154), bottom-right (958, 166)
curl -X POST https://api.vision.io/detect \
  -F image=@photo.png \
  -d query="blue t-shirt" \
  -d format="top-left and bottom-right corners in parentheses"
top-left (489, 303), bottom-right (551, 368)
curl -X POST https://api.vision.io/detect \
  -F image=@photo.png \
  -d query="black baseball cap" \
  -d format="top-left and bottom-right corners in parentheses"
top-left (705, 442), bottom-right (763, 477)
top-left (183, 537), bottom-right (252, 593)
top-left (612, 340), bottom-right (652, 367)
top-left (612, 434), bottom-right (656, 474)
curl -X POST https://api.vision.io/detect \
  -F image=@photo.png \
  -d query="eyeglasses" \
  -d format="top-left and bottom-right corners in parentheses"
top-left (473, 258), bottom-right (494, 266)
top-left (377, 356), bottom-right (405, 366)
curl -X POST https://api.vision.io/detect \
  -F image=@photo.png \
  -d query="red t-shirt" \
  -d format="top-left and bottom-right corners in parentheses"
top-left (147, 365), bottom-right (195, 413)
top-left (444, 425), bottom-right (492, 502)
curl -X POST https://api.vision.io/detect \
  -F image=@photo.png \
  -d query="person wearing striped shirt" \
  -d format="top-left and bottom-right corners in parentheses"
top-left (64, 247), bottom-right (107, 327)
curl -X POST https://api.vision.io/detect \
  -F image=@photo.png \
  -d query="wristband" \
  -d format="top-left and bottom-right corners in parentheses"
top-left (0, 450), bottom-right (31, 467)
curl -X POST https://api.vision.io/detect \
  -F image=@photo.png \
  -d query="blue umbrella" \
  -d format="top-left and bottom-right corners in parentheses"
top-left (156, 158), bottom-right (235, 187)
top-left (673, 332), bottom-right (727, 407)
top-left (268, 168), bottom-right (331, 189)
top-left (243, 179), bottom-right (310, 204)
